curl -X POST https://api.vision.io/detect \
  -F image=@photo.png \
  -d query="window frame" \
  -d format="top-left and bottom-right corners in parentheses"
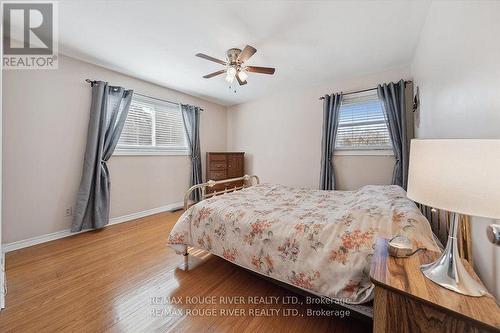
top-left (334, 149), bottom-right (394, 156)
top-left (114, 94), bottom-right (190, 156)
top-left (334, 90), bottom-right (394, 156)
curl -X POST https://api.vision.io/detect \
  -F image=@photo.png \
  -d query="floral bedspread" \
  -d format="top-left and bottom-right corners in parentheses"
top-left (168, 184), bottom-right (439, 304)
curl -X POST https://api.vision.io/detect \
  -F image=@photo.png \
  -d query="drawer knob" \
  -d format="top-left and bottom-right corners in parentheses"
top-left (487, 224), bottom-right (500, 246)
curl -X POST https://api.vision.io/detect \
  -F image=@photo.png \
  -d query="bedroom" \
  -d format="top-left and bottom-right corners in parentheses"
top-left (0, 0), bottom-right (499, 332)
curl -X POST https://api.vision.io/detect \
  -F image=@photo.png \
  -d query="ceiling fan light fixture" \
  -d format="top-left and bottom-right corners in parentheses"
top-left (225, 72), bottom-right (235, 83)
top-left (227, 66), bottom-right (237, 77)
top-left (225, 66), bottom-right (237, 83)
top-left (237, 70), bottom-right (248, 82)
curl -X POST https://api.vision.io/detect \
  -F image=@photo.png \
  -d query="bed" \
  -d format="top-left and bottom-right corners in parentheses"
top-left (167, 175), bottom-right (439, 308)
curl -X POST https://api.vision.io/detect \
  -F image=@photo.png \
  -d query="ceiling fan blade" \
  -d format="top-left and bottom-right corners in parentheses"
top-left (196, 53), bottom-right (227, 65)
top-left (203, 69), bottom-right (226, 78)
top-left (237, 45), bottom-right (257, 63)
top-left (236, 73), bottom-right (247, 86)
top-left (245, 66), bottom-right (275, 75)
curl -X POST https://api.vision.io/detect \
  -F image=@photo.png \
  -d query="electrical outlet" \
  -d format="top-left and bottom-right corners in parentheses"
top-left (65, 207), bottom-right (73, 217)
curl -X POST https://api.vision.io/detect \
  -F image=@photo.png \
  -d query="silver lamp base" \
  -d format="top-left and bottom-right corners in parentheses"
top-left (420, 212), bottom-right (486, 297)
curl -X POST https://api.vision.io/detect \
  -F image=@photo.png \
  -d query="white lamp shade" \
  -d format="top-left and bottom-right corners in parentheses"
top-left (407, 139), bottom-right (500, 219)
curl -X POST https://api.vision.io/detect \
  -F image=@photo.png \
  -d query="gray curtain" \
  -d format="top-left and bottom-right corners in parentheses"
top-left (181, 104), bottom-right (202, 202)
top-left (319, 93), bottom-right (343, 190)
top-left (72, 81), bottom-right (133, 232)
top-left (377, 79), bottom-right (408, 189)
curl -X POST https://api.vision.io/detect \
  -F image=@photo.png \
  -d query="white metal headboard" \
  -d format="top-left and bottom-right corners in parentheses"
top-left (183, 174), bottom-right (260, 210)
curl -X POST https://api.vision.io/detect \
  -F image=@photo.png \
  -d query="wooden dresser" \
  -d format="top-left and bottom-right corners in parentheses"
top-left (370, 238), bottom-right (500, 332)
top-left (206, 152), bottom-right (244, 193)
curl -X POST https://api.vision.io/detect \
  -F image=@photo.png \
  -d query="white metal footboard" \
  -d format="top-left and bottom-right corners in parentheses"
top-left (183, 174), bottom-right (260, 210)
top-left (180, 175), bottom-right (259, 267)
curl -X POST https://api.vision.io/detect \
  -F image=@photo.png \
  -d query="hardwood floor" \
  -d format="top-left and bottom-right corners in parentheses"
top-left (0, 211), bottom-right (370, 333)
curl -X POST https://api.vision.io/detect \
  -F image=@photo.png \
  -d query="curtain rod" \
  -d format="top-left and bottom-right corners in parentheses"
top-left (318, 80), bottom-right (413, 100)
top-left (85, 79), bottom-right (204, 111)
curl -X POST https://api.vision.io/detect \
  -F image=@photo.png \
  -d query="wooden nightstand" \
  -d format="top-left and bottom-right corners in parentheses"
top-left (370, 238), bottom-right (500, 332)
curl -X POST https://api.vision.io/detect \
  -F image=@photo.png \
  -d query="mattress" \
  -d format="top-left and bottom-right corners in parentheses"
top-left (168, 183), bottom-right (439, 304)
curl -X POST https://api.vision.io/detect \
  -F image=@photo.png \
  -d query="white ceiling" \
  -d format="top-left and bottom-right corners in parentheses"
top-left (57, 0), bottom-right (431, 106)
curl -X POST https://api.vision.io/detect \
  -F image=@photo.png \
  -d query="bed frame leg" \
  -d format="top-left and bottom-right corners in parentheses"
top-left (181, 245), bottom-right (189, 270)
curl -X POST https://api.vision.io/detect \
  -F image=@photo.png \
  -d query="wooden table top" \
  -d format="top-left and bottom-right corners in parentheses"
top-left (369, 237), bottom-right (500, 332)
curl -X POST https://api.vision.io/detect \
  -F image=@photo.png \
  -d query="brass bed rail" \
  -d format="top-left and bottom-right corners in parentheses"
top-left (183, 174), bottom-right (260, 210)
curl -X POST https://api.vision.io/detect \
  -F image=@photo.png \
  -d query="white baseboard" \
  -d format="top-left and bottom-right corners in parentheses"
top-left (2, 201), bottom-right (184, 253)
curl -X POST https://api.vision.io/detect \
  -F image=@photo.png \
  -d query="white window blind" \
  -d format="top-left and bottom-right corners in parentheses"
top-left (116, 94), bottom-right (188, 155)
top-left (335, 90), bottom-right (392, 150)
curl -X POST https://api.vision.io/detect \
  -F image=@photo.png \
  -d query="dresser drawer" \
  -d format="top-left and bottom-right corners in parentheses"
top-left (210, 161), bottom-right (227, 171)
top-left (208, 154), bottom-right (227, 162)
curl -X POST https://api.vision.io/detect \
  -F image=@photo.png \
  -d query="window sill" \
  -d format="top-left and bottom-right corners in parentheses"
top-left (334, 149), bottom-right (394, 156)
top-left (113, 150), bottom-right (190, 156)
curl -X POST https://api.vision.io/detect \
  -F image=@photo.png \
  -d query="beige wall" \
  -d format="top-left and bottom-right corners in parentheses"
top-left (227, 67), bottom-right (408, 190)
top-left (411, 1), bottom-right (500, 299)
top-left (2, 55), bottom-right (227, 244)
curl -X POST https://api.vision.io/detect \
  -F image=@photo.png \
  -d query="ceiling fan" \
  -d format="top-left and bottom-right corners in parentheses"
top-left (196, 45), bottom-right (275, 85)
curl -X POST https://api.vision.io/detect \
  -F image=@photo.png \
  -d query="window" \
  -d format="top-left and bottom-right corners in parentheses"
top-left (116, 94), bottom-right (188, 155)
top-left (335, 90), bottom-right (392, 152)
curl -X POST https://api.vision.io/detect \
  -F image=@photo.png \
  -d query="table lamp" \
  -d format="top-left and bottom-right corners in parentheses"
top-left (407, 139), bottom-right (500, 296)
